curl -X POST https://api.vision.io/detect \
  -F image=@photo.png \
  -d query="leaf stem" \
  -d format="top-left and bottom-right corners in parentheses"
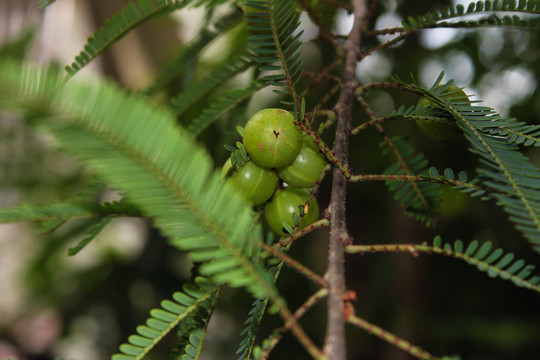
top-left (296, 0), bottom-right (342, 54)
top-left (276, 302), bottom-right (327, 359)
top-left (347, 314), bottom-right (437, 360)
top-left (295, 122), bottom-right (351, 178)
top-left (260, 243), bottom-right (327, 287)
top-left (266, 0), bottom-right (302, 112)
top-left (345, 243), bottom-right (540, 293)
top-left (276, 218), bottom-right (330, 249)
top-left (260, 289), bottom-right (329, 359)
top-left (356, 95), bottom-right (434, 219)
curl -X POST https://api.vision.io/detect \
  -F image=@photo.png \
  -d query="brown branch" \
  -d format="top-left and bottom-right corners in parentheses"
top-left (317, 83), bottom-right (342, 120)
top-left (360, 31), bottom-right (410, 60)
top-left (356, 95), bottom-right (435, 219)
top-left (366, 27), bottom-right (405, 36)
top-left (296, 0), bottom-right (341, 54)
top-left (364, 0), bottom-right (381, 31)
top-left (276, 218), bottom-right (330, 249)
top-left (260, 243), bottom-right (327, 288)
top-left (347, 315), bottom-right (437, 360)
top-left (348, 173), bottom-right (478, 191)
top-left (345, 243), bottom-right (540, 294)
top-left (324, 0), bottom-right (367, 359)
top-left (295, 121), bottom-right (351, 177)
top-left (276, 301), bottom-right (326, 359)
top-left (261, 289), bottom-right (329, 359)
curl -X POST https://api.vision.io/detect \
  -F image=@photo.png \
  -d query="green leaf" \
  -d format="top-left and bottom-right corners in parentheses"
top-left (380, 136), bottom-right (443, 226)
top-left (237, 297), bottom-right (269, 360)
top-left (38, 0), bottom-right (56, 9)
top-left (281, 220), bottom-right (294, 235)
top-left (67, 216), bottom-right (113, 256)
top-left (246, 0), bottom-right (303, 103)
top-left (398, 1), bottom-right (540, 34)
top-left (169, 51), bottom-right (256, 116)
top-left (428, 238), bottom-right (540, 293)
top-left (145, 7), bottom-right (244, 95)
top-left (395, 75), bottom-right (540, 254)
top-left (186, 82), bottom-right (264, 136)
top-left (0, 26), bottom-right (35, 60)
top-left (0, 60), bottom-right (276, 299)
top-left (65, 0), bottom-right (193, 77)
top-left (113, 277), bottom-right (218, 360)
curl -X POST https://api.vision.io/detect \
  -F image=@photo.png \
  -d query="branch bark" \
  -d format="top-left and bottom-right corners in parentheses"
top-left (324, 0), bottom-right (367, 359)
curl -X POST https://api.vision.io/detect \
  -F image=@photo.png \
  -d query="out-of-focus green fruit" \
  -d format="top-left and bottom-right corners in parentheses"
top-left (416, 84), bottom-right (469, 140)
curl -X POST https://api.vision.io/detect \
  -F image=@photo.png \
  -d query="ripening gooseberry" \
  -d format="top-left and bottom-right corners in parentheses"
top-left (222, 158), bottom-right (277, 205)
top-left (264, 187), bottom-right (319, 236)
top-left (415, 84), bottom-right (469, 140)
top-left (243, 108), bottom-right (302, 169)
top-left (277, 136), bottom-right (327, 188)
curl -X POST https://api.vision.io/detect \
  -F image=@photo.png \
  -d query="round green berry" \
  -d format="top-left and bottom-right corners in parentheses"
top-left (415, 84), bottom-right (469, 140)
top-left (222, 158), bottom-right (277, 205)
top-left (264, 188), bottom-right (319, 236)
top-left (277, 137), bottom-right (327, 188)
top-left (243, 108), bottom-right (302, 168)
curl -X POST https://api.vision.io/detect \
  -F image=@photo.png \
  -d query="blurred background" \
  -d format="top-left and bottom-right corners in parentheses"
top-left (0, 0), bottom-right (539, 359)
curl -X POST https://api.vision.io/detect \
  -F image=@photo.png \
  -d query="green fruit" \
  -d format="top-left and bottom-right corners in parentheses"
top-left (277, 137), bottom-right (327, 188)
top-left (222, 158), bottom-right (277, 205)
top-left (264, 188), bottom-right (319, 236)
top-left (243, 108), bottom-right (302, 169)
top-left (415, 84), bottom-right (469, 140)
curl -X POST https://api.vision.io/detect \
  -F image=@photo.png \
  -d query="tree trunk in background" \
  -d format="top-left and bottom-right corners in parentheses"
top-left (382, 207), bottom-right (425, 360)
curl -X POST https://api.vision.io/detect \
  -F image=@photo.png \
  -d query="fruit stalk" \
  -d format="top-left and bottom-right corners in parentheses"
top-left (324, 0), bottom-right (367, 359)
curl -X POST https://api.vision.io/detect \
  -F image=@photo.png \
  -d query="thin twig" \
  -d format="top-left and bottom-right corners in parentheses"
top-left (349, 173), bottom-right (438, 184)
top-left (366, 27), bottom-right (405, 36)
top-left (317, 83), bottom-right (342, 120)
top-left (345, 243), bottom-right (540, 293)
top-left (260, 289), bottom-right (329, 359)
top-left (260, 243), bottom-right (327, 288)
top-left (291, 164), bottom-right (332, 236)
top-left (296, 0), bottom-right (341, 54)
top-left (276, 218), bottom-right (330, 249)
top-left (347, 314), bottom-right (437, 360)
top-left (276, 301), bottom-right (327, 359)
top-left (364, 0), bottom-right (380, 30)
top-left (360, 31), bottom-right (410, 60)
top-left (295, 121), bottom-right (351, 177)
top-left (351, 114), bottom-right (449, 134)
top-left (324, 0), bottom-right (367, 359)
top-left (349, 173), bottom-right (485, 194)
top-left (356, 95), bottom-right (434, 218)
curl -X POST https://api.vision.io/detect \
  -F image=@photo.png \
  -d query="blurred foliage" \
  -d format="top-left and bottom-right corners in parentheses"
top-left (0, 0), bottom-right (539, 360)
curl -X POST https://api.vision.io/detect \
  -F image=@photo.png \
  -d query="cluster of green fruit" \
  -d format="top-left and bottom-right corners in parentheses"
top-left (415, 84), bottom-right (470, 140)
top-left (222, 108), bottom-right (327, 236)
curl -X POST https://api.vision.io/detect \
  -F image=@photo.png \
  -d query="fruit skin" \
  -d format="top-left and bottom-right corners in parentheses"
top-left (222, 158), bottom-right (277, 205)
top-left (277, 136), bottom-right (327, 188)
top-left (264, 188), bottom-right (319, 236)
top-left (243, 108), bottom-right (302, 169)
top-left (415, 84), bottom-right (469, 140)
